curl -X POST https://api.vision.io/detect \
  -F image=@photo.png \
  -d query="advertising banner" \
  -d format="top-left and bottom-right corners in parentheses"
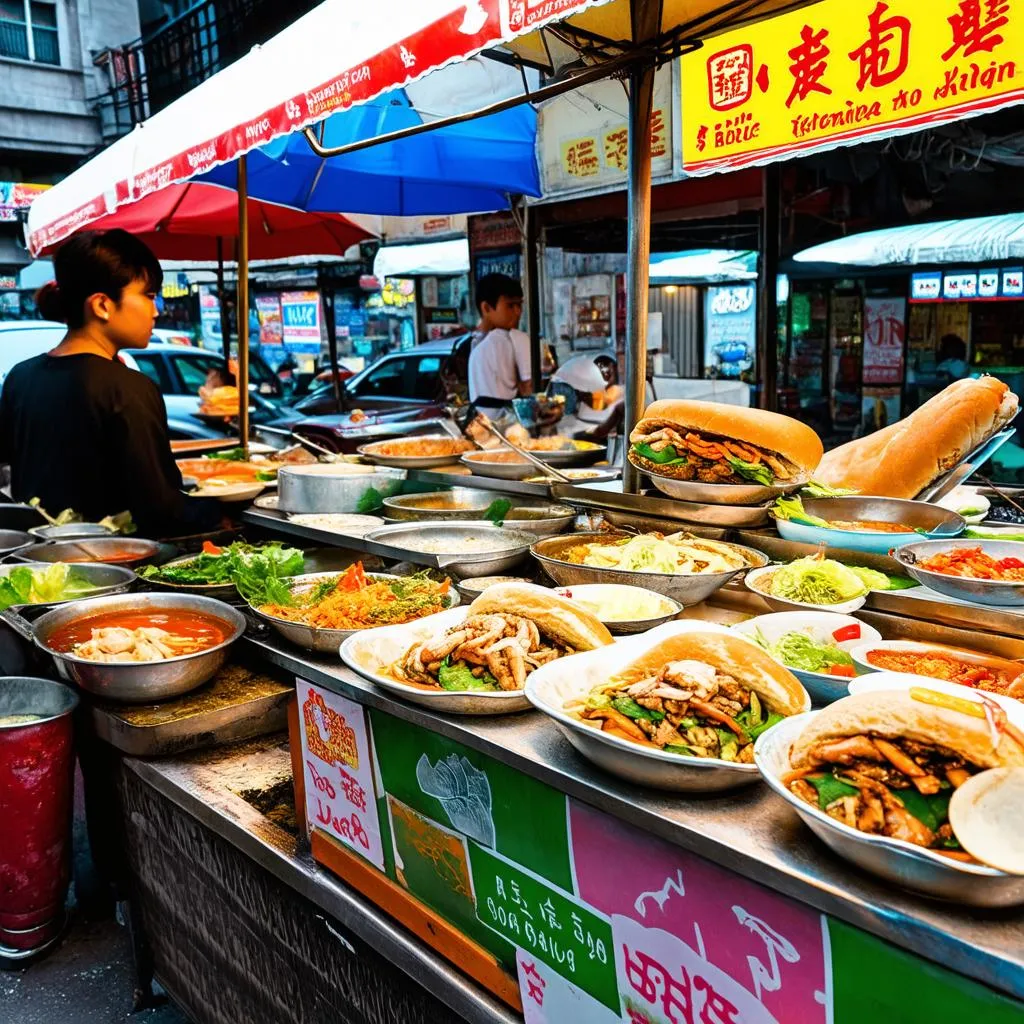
top-left (862, 295), bottom-right (906, 385)
top-left (281, 290), bottom-right (322, 354)
top-left (255, 295), bottom-right (283, 345)
top-left (682, 0), bottom-right (1024, 175)
top-left (704, 285), bottom-right (757, 378)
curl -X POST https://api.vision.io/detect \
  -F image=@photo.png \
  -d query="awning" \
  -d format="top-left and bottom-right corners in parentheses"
top-left (649, 249), bottom-right (757, 283)
top-left (26, 0), bottom-right (814, 253)
top-left (793, 214), bottom-right (1024, 268)
top-left (374, 238), bottom-right (470, 278)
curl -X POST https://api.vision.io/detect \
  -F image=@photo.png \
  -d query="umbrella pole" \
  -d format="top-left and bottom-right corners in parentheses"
top-left (622, 61), bottom-right (656, 494)
top-left (237, 155), bottom-right (250, 455)
top-left (525, 202), bottom-right (542, 392)
top-left (318, 267), bottom-right (343, 413)
top-left (216, 236), bottom-right (231, 364)
top-left (757, 163), bottom-right (781, 411)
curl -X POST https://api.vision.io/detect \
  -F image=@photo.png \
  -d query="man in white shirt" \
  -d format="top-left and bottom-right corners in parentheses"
top-left (467, 274), bottom-right (532, 408)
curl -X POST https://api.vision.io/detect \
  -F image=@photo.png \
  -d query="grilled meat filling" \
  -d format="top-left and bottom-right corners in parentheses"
top-left (628, 424), bottom-right (798, 485)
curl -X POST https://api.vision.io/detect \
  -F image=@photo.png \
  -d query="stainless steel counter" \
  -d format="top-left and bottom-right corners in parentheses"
top-left (242, 635), bottom-right (1024, 1004)
top-left (126, 737), bottom-right (517, 1024)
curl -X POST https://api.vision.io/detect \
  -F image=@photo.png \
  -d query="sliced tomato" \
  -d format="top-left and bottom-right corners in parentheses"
top-left (831, 624), bottom-right (861, 643)
top-left (827, 663), bottom-right (856, 678)
top-left (202, 540), bottom-right (222, 555)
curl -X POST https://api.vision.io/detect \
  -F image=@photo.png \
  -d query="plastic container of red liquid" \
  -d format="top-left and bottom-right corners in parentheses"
top-left (0, 677), bottom-right (78, 954)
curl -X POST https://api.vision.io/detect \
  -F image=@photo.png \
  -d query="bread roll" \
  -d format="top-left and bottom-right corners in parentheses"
top-left (630, 399), bottom-right (824, 475)
top-left (789, 690), bottom-right (1024, 770)
top-left (611, 630), bottom-right (809, 715)
top-left (469, 582), bottom-right (613, 650)
top-left (816, 377), bottom-right (1018, 499)
top-left (948, 767), bottom-right (1024, 874)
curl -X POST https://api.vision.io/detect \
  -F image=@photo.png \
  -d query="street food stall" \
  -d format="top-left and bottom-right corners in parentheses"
top-left (4, 377), bottom-right (1024, 1023)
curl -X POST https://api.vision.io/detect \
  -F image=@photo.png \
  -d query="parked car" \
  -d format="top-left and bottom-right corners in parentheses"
top-left (0, 322), bottom-right (293, 441)
top-left (291, 335), bottom-right (470, 418)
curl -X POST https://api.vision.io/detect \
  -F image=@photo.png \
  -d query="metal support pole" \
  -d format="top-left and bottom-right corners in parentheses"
top-left (757, 163), bottom-right (780, 411)
top-left (622, 61), bottom-right (656, 494)
top-left (237, 155), bottom-right (250, 454)
top-left (216, 237), bottom-right (231, 364)
top-left (524, 203), bottom-right (542, 392)
top-left (318, 268), bottom-right (343, 413)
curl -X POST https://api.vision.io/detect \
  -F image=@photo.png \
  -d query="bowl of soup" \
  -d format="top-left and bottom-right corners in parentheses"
top-left (32, 593), bottom-right (245, 702)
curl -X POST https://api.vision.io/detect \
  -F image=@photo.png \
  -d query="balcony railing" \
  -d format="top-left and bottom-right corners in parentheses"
top-left (96, 0), bottom-right (319, 143)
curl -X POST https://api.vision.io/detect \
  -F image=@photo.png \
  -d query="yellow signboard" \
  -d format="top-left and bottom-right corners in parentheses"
top-left (561, 136), bottom-right (601, 178)
top-left (681, 0), bottom-right (1023, 174)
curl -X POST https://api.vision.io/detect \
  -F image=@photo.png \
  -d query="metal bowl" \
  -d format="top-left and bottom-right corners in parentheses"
top-left (357, 436), bottom-right (473, 468)
top-left (775, 496), bottom-right (965, 555)
top-left (530, 532), bottom-right (768, 607)
top-left (363, 523), bottom-right (535, 578)
top-left (31, 592), bottom-right (246, 703)
top-left (250, 571), bottom-right (459, 653)
top-left (382, 490), bottom-right (575, 536)
top-left (526, 621), bottom-right (803, 792)
top-left (0, 561), bottom-right (136, 610)
top-left (730, 611), bottom-right (882, 705)
top-left (277, 463), bottom-right (400, 514)
top-left (454, 575), bottom-right (534, 602)
top-left (645, 468), bottom-right (807, 506)
top-left (895, 539), bottom-right (1024, 606)
top-left (28, 523), bottom-right (115, 541)
top-left (22, 537), bottom-right (161, 568)
top-left (0, 529), bottom-right (36, 559)
top-left (533, 442), bottom-right (606, 467)
top-left (756, 714), bottom-right (1024, 905)
top-left (460, 451), bottom-right (538, 480)
top-left (550, 583), bottom-right (682, 635)
top-left (340, 607), bottom-right (531, 714)
top-left (139, 553), bottom-right (238, 599)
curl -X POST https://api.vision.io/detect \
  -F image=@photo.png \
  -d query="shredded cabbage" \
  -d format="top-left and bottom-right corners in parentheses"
top-left (583, 535), bottom-right (681, 573)
top-left (769, 557), bottom-right (868, 605)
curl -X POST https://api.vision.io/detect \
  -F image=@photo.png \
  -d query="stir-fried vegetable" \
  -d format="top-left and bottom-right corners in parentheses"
top-left (0, 563), bottom-right (99, 610)
top-left (633, 442), bottom-right (687, 466)
top-left (437, 658), bottom-right (499, 692)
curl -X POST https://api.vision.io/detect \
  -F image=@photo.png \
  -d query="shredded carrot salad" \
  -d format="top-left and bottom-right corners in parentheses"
top-left (918, 546), bottom-right (1024, 582)
top-left (260, 562), bottom-right (451, 630)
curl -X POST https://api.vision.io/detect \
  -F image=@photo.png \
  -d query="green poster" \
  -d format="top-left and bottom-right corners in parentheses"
top-left (468, 842), bottom-right (619, 1013)
top-left (829, 919), bottom-right (1024, 1023)
top-left (370, 710), bottom-right (573, 891)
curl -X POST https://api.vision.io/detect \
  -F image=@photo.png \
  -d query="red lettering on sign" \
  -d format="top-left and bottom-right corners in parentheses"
top-left (848, 2), bottom-right (911, 90)
top-left (786, 25), bottom-right (832, 107)
top-left (942, 0), bottom-right (1010, 60)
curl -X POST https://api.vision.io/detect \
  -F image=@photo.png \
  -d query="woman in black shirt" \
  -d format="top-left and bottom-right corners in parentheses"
top-left (0, 229), bottom-right (219, 538)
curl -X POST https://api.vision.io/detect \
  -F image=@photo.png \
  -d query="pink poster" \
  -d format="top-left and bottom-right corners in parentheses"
top-left (569, 800), bottom-right (829, 1024)
top-left (862, 296), bottom-right (906, 385)
top-left (297, 679), bottom-right (385, 871)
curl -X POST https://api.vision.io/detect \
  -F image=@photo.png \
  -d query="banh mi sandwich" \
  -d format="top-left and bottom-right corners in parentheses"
top-left (628, 399), bottom-right (823, 487)
top-left (392, 582), bottom-right (612, 693)
top-left (784, 689), bottom-right (1024, 859)
top-left (815, 377), bottom-right (1018, 499)
top-left (567, 631), bottom-right (809, 762)
top-left (198, 384), bottom-right (240, 416)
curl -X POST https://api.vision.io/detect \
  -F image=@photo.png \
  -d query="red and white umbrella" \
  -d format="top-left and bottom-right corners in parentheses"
top-left (31, 182), bottom-right (375, 262)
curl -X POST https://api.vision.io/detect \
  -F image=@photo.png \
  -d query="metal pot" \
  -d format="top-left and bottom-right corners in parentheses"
top-left (32, 592), bottom-right (246, 703)
top-left (277, 463), bottom-right (401, 514)
top-left (21, 537), bottom-right (161, 568)
top-left (0, 529), bottom-right (36, 559)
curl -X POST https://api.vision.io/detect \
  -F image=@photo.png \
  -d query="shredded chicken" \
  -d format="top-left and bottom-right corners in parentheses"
top-left (392, 613), bottom-right (567, 692)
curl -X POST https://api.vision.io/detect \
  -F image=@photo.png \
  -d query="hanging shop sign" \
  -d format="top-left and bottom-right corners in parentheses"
top-left (681, 0), bottom-right (1024, 175)
top-left (281, 290), bottom-right (322, 353)
top-left (862, 295), bottom-right (906, 385)
top-left (910, 268), bottom-right (1024, 302)
top-left (255, 295), bottom-right (283, 345)
top-left (0, 182), bottom-right (49, 223)
top-left (704, 284), bottom-right (757, 379)
top-left (539, 66), bottom-right (675, 196)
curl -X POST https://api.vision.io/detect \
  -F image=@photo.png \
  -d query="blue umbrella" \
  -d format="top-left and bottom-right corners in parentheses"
top-left (197, 89), bottom-right (540, 215)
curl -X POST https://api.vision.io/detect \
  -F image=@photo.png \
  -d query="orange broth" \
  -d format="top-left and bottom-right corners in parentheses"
top-left (48, 610), bottom-right (230, 654)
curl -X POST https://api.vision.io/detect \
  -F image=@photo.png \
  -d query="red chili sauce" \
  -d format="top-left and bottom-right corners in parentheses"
top-left (47, 609), bottom-right (230, 654)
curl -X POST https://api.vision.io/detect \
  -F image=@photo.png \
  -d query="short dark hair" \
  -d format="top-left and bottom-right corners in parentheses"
top-left (475, 273), bottom-right (522, 314)
top-left (939, 333), bottom-right (966, 361)
top-left (36, 229), bottom-right (163, 329)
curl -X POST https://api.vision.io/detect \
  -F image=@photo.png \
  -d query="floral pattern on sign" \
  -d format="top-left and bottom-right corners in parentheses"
top-left (416, 752), bottom-right (496, 847)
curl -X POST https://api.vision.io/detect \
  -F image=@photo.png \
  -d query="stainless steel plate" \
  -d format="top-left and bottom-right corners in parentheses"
top-left (250, 571), bottom-right (459, 653)
top-left (756, 715), bottom-right (1024, 906)
top-left (0, 529), bottom-right (36, 559)
top-left (460, 451), bottom-right (539, 480)
top-left (23, 537), bottom-right (161, 568)
top-left (534, 443), bottom-right (607, 467)
top-left (363, 523), bottom-right (535, 578)
top-left (530, 532), bottom-right (768, 607)
top-left (0, 561), bottom-right (136, 609)
top-left (895, 539), bottom-right (1024, 606)
top-left (357, 436), bottom-right (473, 468)
top-left (139, 553), bottom-right (238, 598)
top-left (646, 469), bottom-right (806, 506)
top-left (29, 523), bottom-right (115, 541)
top-left (382, 489), bottom-right (575, 536)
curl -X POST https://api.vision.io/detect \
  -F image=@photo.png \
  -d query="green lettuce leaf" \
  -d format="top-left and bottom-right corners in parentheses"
top-left (632, 442), bottom-right (687, 466)
top-left (771, 495), bottom-right (829, 527)
top-left (437, 658), bottom-right (498, 692)
top-left (725, 454), bottom-right (774, 486)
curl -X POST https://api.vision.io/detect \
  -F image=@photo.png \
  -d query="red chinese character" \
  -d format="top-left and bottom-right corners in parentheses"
top-left (694, 975), bottom-right (741, 1024)
top-left (848, 2), bottom-right (911, 90)
top-left (942, 0), bottom-right (1010, 59)
top-left (339, 767), bottom-right (367, 812)
top-left (786, 25), bottom-right (832, 107)
top-left (520, 959), bottom-right (546, 1006)
top-left (707, 45), bottom-right (753, 110)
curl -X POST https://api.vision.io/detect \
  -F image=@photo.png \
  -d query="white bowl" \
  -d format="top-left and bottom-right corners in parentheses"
top-left (847, 670), bottom-right (1024, 724)
top-left (731, 611), bottom-right (881, 705)
top-left (744, 565), bottom-right (867, 615)
top-left (754, 712), bottom-right (1024, 905)
top-left (550, 583), bottom-right (682, 634)
top-left (189, 480), bottom-right (265, 501)
top-left (525, 620), bottom-right (809, 792)
top-left (340, 606), bottom-right (530, 715)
